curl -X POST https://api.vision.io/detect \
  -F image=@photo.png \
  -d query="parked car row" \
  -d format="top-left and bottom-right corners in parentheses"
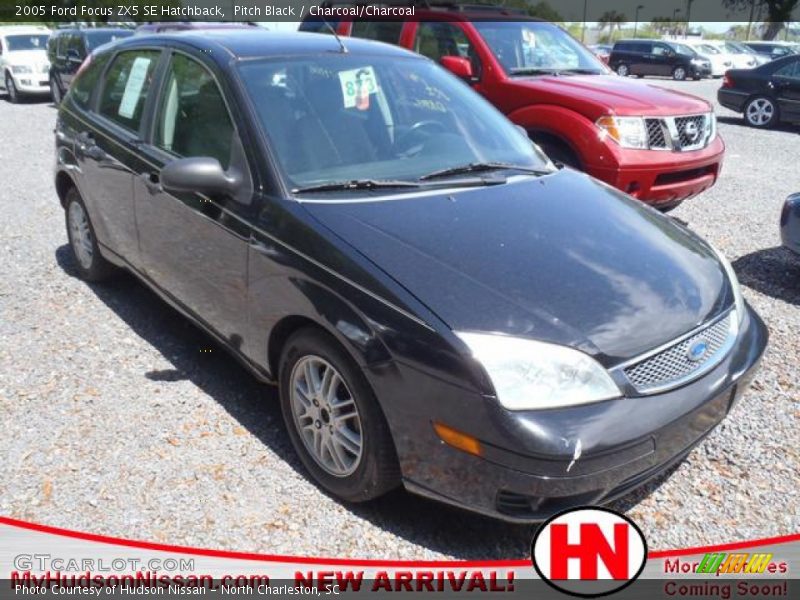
top-left (53, 28), bottom-right (769, 522)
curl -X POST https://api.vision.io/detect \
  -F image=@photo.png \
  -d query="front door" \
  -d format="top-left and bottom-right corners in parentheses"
top-left (134, 51), bottom-right (253, 345)
top-left (773, 59), bottom-right (800, 122)
top-left (650, 43), bottom-right (673, 77)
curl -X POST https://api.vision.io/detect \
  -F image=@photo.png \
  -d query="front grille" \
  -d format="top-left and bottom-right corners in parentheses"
top-left (643, 113), bottom-right (713, 152)
top-left (674, 115), bottom-right (708, 150)
top-left (645, 118), bottom-right (669, 149)
top-left (623, 313), bottom-right (734, 394)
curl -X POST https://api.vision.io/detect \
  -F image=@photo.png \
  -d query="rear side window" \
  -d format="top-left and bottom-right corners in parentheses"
top-left (98, 50), bottom-right (160, 133)
top-left (70, 52), bottom-right (111, 109)
top-left (154, 54), bottom-right (234, 169)
top-left (351, 21), bottom-right (404, 44)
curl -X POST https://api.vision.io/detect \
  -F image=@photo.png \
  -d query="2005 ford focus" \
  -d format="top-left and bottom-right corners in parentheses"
top-left (55, 31), bottom-right (767, 521)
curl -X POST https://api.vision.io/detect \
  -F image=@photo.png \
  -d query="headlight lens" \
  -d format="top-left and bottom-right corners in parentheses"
top-left (596, 116), bottom-right (648, 149)
top-left (457, 333), bottom-right (622, 410)
top-left (705, 112), bottom-right (717, 142)
top-left (11, 65), bottom-right (32, 74)
top-left (709, 244), bottom-right (746, 326)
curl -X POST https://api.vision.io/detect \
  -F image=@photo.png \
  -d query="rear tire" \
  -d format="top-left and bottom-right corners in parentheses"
top-left (672, 66), bottom-right (687, 81)
top-left (279, 327), bottom-right (400, 503)
top-left (64, 187), bottom-right (116, 282)
top-left (616, 63), bottom-right (630, 77)
top-left (744, 96), bottom-right (779, 129)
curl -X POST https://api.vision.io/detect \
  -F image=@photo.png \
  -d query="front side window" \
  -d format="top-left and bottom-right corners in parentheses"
top-left (351, 21), bottom-right (404, 44)
top-left (238, 54), bottom-right (549, 192)
top-left (473, 21), bottom-right (605, 75)
top-left (98, 50), bottom-right (160, 133)
top-left (5, 34), bottom-right (49, 52)
top-left (154, 54), bottom-right (234, 169)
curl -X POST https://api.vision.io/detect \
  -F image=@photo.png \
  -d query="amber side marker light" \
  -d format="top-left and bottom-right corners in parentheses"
top-left (433, 421), bottom-right (482, 457)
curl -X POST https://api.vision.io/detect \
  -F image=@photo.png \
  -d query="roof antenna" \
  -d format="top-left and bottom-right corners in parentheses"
top-left (322, 17), bottom-right (348, 53)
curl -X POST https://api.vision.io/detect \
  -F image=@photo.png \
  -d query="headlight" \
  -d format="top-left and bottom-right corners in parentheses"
top-left (596, 116), bottom-right (648, 149)
top-left (10, 65), bottom-right (32, 74)
top-left (705, 112), bottom-right (717, 142)
top-left (456, 333), bottom-right (622, 410)
top-left (709, 243), bottom-right (746, 326)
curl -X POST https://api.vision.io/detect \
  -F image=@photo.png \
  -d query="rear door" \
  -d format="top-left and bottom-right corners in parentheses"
top-left (134, 49), bottom-right (254, 342)
top-left (76, 47), bottom-right (163, 266)
top-left (773, 58), bottom-right (800, 121)
top-left (628, 42), bottom-right (651, 75)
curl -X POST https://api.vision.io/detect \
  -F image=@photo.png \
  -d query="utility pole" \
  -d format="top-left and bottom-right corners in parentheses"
top-left (581, 0), bottom-right (588, 42)
top-left (634, 4), bottom-right (644, 38)
top-left (685, 0), bottom-right (694, 39)
top-left (747, 0), bottom-right (756, 41)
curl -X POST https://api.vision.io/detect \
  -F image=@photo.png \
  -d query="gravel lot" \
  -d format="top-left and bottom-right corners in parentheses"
top-left (0, 78), bottom-right (798, 560)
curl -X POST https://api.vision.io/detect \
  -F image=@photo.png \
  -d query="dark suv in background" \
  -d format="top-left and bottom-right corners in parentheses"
top-left (610, 40), bottom-right (712, 81)
top-left (48, 27), bottom-right (132, 103)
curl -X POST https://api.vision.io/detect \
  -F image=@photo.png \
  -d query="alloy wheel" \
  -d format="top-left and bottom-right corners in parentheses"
top-left (290, 356), bottom-right (363, 477)
top-left (673, 67), bottom-right (686, 81)
top-left (617, 64), bottom-right (629, 77)
top-left (50, 78), bottom-right (61, 104)
top-left (68, 201), bottom-right (94, 269)
top-left (746, 98), bottom-right (774, 127)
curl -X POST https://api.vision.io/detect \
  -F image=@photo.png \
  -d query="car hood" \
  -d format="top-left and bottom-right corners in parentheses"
top-left (303, 171), bottom-right (731, 365)
top-left (6, 50), bottom-right (48, 67)
top-left (512, 74), bottom-right (711, 116)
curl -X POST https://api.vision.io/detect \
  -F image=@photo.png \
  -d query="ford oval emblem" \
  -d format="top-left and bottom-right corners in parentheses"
top-left (688, 340), bottom-right (709, 362)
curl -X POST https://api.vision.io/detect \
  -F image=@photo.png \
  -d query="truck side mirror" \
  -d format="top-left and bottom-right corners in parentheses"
top-left (441, 56), bottom-right (474, 81)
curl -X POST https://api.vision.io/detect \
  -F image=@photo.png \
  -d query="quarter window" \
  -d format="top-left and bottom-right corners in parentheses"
top-left (98, 50), bottom-right (160, 133)
top-left (154, 54), bottom-right (235, 170)
top-left (71, 52), bottom-right (110, 109)
top-left (776, 60), bottom-right (800, 79)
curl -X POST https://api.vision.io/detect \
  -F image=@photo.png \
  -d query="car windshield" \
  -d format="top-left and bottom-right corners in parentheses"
top-left (5, 34), bottom-right (49, 52)
top-left (671, 43), bottom-right (696, 56)
top-left (237, 54), bottom-right (551, 193)
top-left (85, 31), bottom-right (132, 51)
top-left (724, 42), bottom-right (746, 54)
top-left (698, 44), bottom-right (720, 54)
top-left (472, 21), bottom-right (606, 75)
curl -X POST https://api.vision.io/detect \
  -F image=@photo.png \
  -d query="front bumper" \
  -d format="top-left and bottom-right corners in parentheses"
top-left (376, 303), bottom-right (767, 522)
top-left (588, 135), bottom-right (724, 207)
top-left (9, 72), bottom-right (50, 94)
top-left (780, 193), bottom-right (800, 256)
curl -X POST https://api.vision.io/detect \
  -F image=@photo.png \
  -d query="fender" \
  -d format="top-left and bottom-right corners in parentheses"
top-left (506, 104), bottom-right (621, 171)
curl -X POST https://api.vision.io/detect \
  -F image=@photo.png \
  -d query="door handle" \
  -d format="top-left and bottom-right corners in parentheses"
top-left (140, 171), bottom-right (162, 195)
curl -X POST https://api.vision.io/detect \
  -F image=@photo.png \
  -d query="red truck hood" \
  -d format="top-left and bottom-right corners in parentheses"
top-left (512, 74), bottom-right (711, 117)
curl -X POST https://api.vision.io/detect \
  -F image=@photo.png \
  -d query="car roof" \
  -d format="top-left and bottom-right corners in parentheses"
top-left (117, 30), bottom-right (419, 60)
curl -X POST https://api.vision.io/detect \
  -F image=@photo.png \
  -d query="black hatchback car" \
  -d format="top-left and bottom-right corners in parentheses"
top-left (610, 39), bottom-right (712, 80)
top-left (718, 55), bottom-right (800, 128)
top-left (54, 30), bottom-right (767, 521)
top-left (48, 27), bottom-right (133, 104)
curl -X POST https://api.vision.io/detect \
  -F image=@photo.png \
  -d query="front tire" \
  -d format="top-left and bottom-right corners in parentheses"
top-left (616, 63), bottom-right (629, 77)
top-left (5, 73), bottom-right (20, 103)
top-left (64, 187), bottom-right (116, 282)
top-left (673, 66), bottom-right (687, 81)
top-left (50, 76), bottom-right (62, 105)
top-left (744, 96), bottom-right (779, 128)
top-left (279, 328), bottom-right (400, 503)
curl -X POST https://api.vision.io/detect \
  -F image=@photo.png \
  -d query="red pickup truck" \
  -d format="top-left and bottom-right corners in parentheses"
top-left (301, 8), bottom-right (725, 210)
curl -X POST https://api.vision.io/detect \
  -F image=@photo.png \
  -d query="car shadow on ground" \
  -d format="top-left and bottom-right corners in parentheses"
top-left (716, 115), bottom-right (799, 134)
top-left (733, 246), bottom-right (800, 307)
top-left (55, 244), bottom-right (673, 559)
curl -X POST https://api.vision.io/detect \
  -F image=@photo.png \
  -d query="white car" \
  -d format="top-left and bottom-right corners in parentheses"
top-left (698, 40), bottom-right (759, 70)
top-left (0, 26), bottom-right (51, 103)
top-left (680, 40), bottom-right (733, 77)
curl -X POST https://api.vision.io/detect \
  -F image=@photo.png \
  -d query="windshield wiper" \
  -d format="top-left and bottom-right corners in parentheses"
top-left (509, 67), bottom-right (565, 76)
top-left (418, 162), bottom-right (552, 181)
top-left (292, 179), bottom-right (421, 194)
top-left (558, 68), bottom-right (605, 75)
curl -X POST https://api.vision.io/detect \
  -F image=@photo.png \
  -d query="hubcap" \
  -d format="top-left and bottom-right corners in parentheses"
top-left (618, 65), bottom-right (628, 76)
top-left (68, 201), bottom-right (94, 269)
top-left (290, 356), bottom-right (363, 477)
top-left (747, 99), bottom-right (773, 125)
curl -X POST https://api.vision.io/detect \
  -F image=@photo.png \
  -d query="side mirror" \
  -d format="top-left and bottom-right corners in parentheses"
top-left (440, 56), bottom-right (474, 80)
top-left (161, 157), bottom-right (242, 197)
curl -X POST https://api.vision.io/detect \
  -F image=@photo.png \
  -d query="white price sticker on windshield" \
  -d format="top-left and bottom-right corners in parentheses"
top-left (338, 66), bottom-right (377, 109)
top-left (118, 57), bottom-right (151, 119)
